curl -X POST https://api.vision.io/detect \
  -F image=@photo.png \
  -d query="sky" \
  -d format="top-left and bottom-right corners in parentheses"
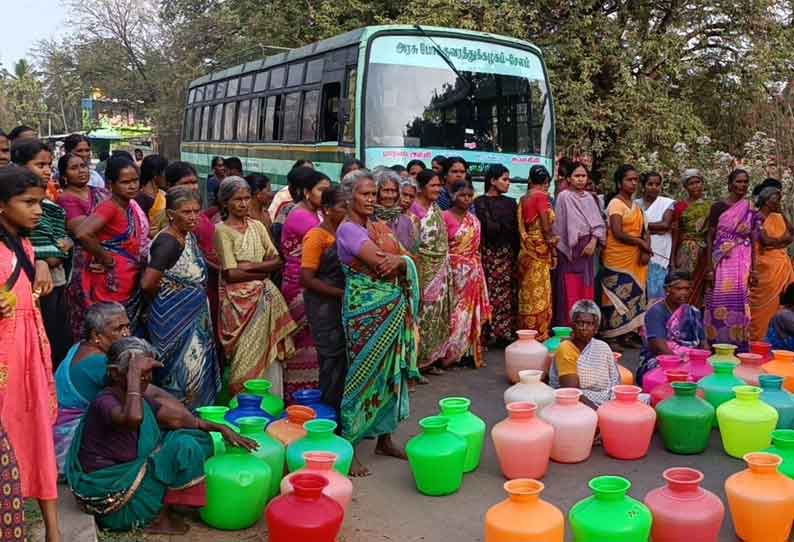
top-left (1, 1), bottom-right (65, 69)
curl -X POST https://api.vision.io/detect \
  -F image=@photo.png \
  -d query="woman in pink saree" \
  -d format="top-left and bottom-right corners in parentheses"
top-left (704, 169), bottom-right (760, 351)
top-left (440, 182), bottom-right (491, 367)
top-left (280, 170), bottom-right (330, 401)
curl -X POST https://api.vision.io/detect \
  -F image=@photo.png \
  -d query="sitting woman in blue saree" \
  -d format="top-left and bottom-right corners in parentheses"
top-left (65, 337), bottom-right (256, 534)
top-left (767, 283), bottom-right (794, 351)
top-left (637, 272), bottom-right (707, 385)
top-left (141, 187), bottom-right (220, 409)
top-left (336, 170), bottom-right (420, 477)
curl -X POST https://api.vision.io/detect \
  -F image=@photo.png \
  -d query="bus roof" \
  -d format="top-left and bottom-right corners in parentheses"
top-left (187, 25), bottom-right (543, 89)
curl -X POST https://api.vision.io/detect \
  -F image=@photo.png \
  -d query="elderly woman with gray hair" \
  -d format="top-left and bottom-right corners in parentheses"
top-left (373, 167), bottom-right (415, 249)
top-left (550, 299), bottom-right (619, 409)
top-left (213, 177), bottom-right (296, 397)
top-left (65, 337), bottom-right (256, 534)
top-left (336, 168), bottom-right (420, 476)
top-left (141, 187), bottom-right (220, 410)
top-left (671, 168), bottom-right (711, 306)
top-left (749, 184), bottom-right (794, 340)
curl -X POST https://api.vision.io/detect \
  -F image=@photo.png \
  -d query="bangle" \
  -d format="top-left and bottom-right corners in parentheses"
top-left (127, 391), bottom-right (142, 397)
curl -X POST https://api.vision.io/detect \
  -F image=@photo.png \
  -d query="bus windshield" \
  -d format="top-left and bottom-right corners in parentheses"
top-left (365, 34), bottom-right (552, 157)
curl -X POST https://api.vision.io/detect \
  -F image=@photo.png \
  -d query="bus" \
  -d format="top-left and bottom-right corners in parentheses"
top-left (181, 25), bottom-right (555, 197)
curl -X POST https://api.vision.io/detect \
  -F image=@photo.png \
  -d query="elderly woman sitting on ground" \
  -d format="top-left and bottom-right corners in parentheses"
top-left (550, 299), bottom-right (620, 409)
top-left (66, 337), bottom-right (256, 535)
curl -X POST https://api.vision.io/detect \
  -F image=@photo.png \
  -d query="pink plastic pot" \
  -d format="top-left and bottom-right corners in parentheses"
top-left (491, 402), bottom-right (554, 479)
top-left (538, 388), bottom-right (597, 463)
top-left (505, 330), bottom-right (549, 383)
top-left (735, 353), bottom-right (764, 386)
top-left (682, 349), bottom-right (713, 382)
top-left (650, 370), bottom-right (693, 407)
top-left (642, 355), bottom-right (682, 394)
top-left (597, 385), bottom-right (656, 460)
top-left (280, 452), bottom-right (352, 516)
top-left (643, 467), bottom-right (725, 542)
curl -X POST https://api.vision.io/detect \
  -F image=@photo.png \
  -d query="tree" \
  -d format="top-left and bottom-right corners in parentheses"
top-left (0, 59), bottom-right (47, 130)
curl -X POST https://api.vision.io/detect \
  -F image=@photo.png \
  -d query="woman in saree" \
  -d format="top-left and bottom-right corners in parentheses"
top-left (439, 181), bottom-right (491, 367)
top-left (517, 165), bottom-right (557, 340)
top-left (400, 178), bottom-right (418, 212)
top-left (75, 156), bottom-right (145, 329)
top-left (142, 187), bottom-right (220, 409)
top-left (281, 169), bottom-right (330, 400)
top-left (636, 172), bottom-right (675, 300)
top-left (749, 186), bottom-right (794, 341)
top-left (336, 169), bottom-right (419, 477)
top-left (600, 164), bottom-right (651, 345)
top-left (704, 169), bottom-right (759, 350)
top-left (301, 187), bottom-right (348, 415)
top-left (474, 164), bottom-right (520, 343)
top-left (66, 337), bottom-right (256, 534)
top-left (637, 272), bottom-right (707, 384)
top-left (671, 169), bottom-right (711, 306)
top-left (374, 168), bottom-right (415, 249)
top-left (407, 169), bottom-right (453, 373)
top-left (552, 162), bottom-right (607, 326)
top-left (214, 178), bottom-right (297, 397)
top-left (54, 303), bottom-right (130, 475)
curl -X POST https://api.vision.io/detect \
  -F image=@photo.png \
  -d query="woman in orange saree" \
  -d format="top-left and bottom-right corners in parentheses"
top-left (517, 165), bottom-right (557, 341)
top-left (749, 186), bottom-right (794, 341)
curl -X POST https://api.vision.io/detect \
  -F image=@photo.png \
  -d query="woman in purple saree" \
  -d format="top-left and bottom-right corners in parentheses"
top-left (704, 169), bottom-right (760, 351)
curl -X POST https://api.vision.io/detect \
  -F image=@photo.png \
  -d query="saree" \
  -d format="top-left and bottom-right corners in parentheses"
top-left (147, 233), bottom-right (220, 410)
top-left (704, 199), bottom-right (758, 350)
top-left (549, 338), bottom-right (619, 407)
top-left (66, 398), bottom-right (211, 531)
top-left (552, 189), bottom-right (606, 326)
top-left (339, 221), bottom-right (419, 444)
top-left (281, 207), bottom-right (321, 401)
top-left (375, 205), bottom-right (415, 251)
top-left (673, 199), bottom-right (711, 306)
top-left (58, 187), bottom-right (110, 340)
top-left (600, 199), bottom-right (648, 338)
top-left (638, 196), bottom-right (675, 300)
top-left (407, 201), bottom-right (453, 368)
top-left (215, 220), bottom-right (297, 397)
top-left (54, 344), bottom-right (107, 475)
top-left (0, 422), bottom-right (24, 541)
top-left (439, 211), bottom-right (491, 367)
top-left (517, 191), bottom-right (556, 340)
top-left (637, 301), bottom-right (705, 384)
top-left (749, 213), bottom-right (794, 341)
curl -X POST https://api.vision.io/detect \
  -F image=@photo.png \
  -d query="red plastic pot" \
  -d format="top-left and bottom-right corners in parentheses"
top-left (266, 473), bottom-right (343, 542)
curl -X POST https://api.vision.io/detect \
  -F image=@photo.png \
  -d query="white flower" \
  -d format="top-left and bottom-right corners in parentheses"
top-left (696, 135), bottom-right (712, 146)
top-left (673, 142), bottom-right (688, 155)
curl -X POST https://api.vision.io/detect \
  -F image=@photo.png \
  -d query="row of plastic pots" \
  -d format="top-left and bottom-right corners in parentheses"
top-left (226, 380), bottom-right (338, 422)
top-left (485, 453), bottom-right (794, 542)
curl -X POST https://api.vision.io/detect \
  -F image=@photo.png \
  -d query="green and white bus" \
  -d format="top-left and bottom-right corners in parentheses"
top-left (181, 25), bottom-right (554, 197)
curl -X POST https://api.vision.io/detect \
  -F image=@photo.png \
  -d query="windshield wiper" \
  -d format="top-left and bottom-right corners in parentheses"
top-left (413, 24), bottom-right (472, 100)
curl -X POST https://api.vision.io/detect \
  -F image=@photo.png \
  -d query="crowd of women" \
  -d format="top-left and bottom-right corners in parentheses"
top-left (3, 119), bottom-right (794, 537)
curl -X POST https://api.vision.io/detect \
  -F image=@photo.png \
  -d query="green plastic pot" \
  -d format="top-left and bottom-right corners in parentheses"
top-left (717, 385), bottom-right (779, 458)
top-left (196, 406), bottom-right (237, 455)
top-left (765, 429), bottom-right (794, 479)
top-left (200, 446), bottom-right (271, 530)
top-left (286, 419), bottom-right (353, 475)
top-left (656, 382), bottom-right (715, 454)
top-left (237, 416), bottom-right (285, 499)
top-left (697, 362), bottom-right (743, 427)
top-left (569, 476), bottom-right (652, 542)
top-left (438, 397), bottom-right (485, 473)
top-left (543, 326), bottom-right (573, 354)
top-left (405, 416), bottom-right (466, 496)
top-left (228, 379), bottom-right (285, 417)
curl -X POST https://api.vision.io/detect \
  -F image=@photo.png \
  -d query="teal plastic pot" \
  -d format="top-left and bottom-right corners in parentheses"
top-left (405, 416), bottom-right (466, 496)
top-left (438, 397), bottom-right (485, 473)
top-left (286, 419), bottom-right (353, 475)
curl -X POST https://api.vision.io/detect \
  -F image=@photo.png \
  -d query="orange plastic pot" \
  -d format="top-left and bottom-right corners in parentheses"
top-left (763, 350), bottom-right (794, 392)
top-left (614, 353), bottom-right (634, 385)
top-left (267, 405), bottom-right (316, 446)
top-left (725, 452), bottom-right (794, 542)
top-left (484, 479), bottom-right (564, 542)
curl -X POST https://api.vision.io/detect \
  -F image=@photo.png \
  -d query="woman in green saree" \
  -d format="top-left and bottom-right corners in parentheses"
top-left (66, 337), bottom-right (255, 534)
top-left (672, 169), bottom-right (712, 307)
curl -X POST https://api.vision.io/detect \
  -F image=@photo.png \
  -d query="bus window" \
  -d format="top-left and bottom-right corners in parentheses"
top-left (254, 72), bottom-right (268, 92)
top-left (205, 83), bottom-right (215, 101)
top-left (200, 106), bottom-right (211, 140)
top-left (264, 95), bottom-right (282, 140)
top-left (214, 81), bottom-right (227, 100)
top-left (212, 103), bottom-right (223, 140)
top-left (305, 59), bottom-right (324, 84)
top-left (223, 102), bottom-right (237, 140)
top-left (320, 82), bottom-right (340, 142)
top-left (188, 89), bottom-right (195, 104)
top-left (240, 75), bottom-right (253, 95)
top-left (270, 67), bottom-right (285, 89)
top-left (194, 86), bottom-right (204, 102)
top-left (301, 90), bottom-right (320, 141)
top-left (342, 68), bottom-right (356, 143)
top-left (287, 63), bottom-right (305, 87)
top-left (282, 92), bottom-right (300, 141)
top-left (184, 109), bottom-right (193, 140)
top-left (236, 100), bottom-right (250, 141)
top-left (227, 78), bottom-right (240, 98)
top-left (192, 108), bottom-right (202, 140)
top-left (248, 98), bottom-right (261, 140)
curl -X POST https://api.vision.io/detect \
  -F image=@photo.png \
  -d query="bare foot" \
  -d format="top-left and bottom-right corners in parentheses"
top-left (375, 435), bottom-right (408, 460)
top-left (349, 454), bottom-right (371, 477)
top-left (145, 509), bottom-right (190, 535)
